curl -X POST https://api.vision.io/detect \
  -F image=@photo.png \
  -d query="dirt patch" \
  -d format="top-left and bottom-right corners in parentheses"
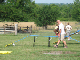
top-left (43, 51), bottom-right (76, 55)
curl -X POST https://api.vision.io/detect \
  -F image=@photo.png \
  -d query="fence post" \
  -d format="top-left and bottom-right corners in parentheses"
top-left (30, 25), bottom-right (32, 35)
top-left (4, 25), bottom-right (5, 35)
top-left (15, 24), bottom-right (18, 35)
top-left (31, 25), bottom-right (32, 33)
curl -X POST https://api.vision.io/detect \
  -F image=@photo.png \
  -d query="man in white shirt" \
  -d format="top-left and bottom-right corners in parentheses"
top-left (54, 20), bottom-right (68, 48)
top-left (66, 23), bottom-right (72, 40)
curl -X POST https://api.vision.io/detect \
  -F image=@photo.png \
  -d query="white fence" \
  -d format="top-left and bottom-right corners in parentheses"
top-left (0, 24), bottom-right (18, 35)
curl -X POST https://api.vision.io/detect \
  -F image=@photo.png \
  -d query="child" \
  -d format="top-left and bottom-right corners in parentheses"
top-left (66, 23), bottom-right (72, 40)
top-left (54, 24), bottom-right (59, 36)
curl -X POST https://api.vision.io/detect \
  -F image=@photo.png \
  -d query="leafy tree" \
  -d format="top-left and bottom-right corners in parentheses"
top-left (0, 0), bottom-right (4, 3)
top-left (1, 0), bottom-right (79, 22)
top-left (58, 4), bottom-right (73, 21)
top-left (0, 2), bottom-right (23, 22)
top-left (0, 0), bottom-right (36, 22)
top-left (71, 0), bottom-right (80, 21)
top-left (34, 5), bottom-right (60, 29)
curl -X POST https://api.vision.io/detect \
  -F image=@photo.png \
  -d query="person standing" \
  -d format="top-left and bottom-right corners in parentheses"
top-left (54, 20), bottom-right (68, 48)
top-left (66, 23), bottom-right (72, 41)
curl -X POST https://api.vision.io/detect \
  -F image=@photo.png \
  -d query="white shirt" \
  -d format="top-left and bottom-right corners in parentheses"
top-left (66, 25), bottom-right (72, 30)
top-left (59, 23), bottom-right (65, 34)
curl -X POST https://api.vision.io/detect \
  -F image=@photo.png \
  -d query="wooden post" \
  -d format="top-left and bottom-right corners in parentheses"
top-left (63, 43), bottom-right (64, 47)
top-left (19, 27), bottom-right (21, 33)
top-left (34, 36), bottom-right (35, 42)
top-left (33, 36), bottom-right (35, 47)
top-left (48, 37), bottom-right (50, 47)
top-left (4, 25), bottom-right (5, 35)
top-left (15, 24), bottom-right (18, 35)
top-left (30, 25), bottom-right (32, 35)
top-left (30, 27), bottom-right (31, 35)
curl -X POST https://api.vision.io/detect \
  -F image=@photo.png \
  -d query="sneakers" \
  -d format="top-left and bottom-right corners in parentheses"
top-left (64, 46), bottom-right (68, 48)
top-left (54, 45), bottom-right (58, 48)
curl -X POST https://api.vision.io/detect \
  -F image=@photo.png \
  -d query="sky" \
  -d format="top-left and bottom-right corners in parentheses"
top-left (35, 0), bottom-right (74, 3)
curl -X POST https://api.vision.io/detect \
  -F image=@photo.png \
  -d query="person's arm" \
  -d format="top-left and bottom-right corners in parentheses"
top-left (64, 27), bottom-right (66, 32)
top-left (70, 26), bottom-right (72, 30)
top-left (58, 29), bottom-right (61, 36)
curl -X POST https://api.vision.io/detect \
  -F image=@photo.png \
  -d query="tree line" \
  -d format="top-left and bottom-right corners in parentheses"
top-left (0, 0), bottom-right (80, 28)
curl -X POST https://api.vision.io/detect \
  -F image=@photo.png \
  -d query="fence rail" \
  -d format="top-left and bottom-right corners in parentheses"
top-left (0, 24), bottom-right (18, 35)
top-left (0, 30), bottom-right (15, 32)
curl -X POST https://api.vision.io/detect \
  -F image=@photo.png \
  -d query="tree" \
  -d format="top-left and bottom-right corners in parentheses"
top-left (0, 0), bottom-right (4, 3)
top-left (58, 4), bottom-right (73, 21)
top-left (0, 0), bottom-right (36, 22)
top-left (34, 5), bottom-right (60, 29)
top-left (0, 1), bottom-right (24, 22)
top-left (71, 0), bottom-right (80, 21)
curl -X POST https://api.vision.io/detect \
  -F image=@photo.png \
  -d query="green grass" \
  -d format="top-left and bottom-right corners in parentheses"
top-left (0, 30), bottom-right (80, 60)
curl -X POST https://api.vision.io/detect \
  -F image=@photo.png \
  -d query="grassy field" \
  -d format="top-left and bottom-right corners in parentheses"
top-left (0, 30), bottom-right (80, 60)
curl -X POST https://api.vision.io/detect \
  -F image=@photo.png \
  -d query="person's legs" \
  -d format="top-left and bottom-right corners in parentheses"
top-left (61, 34), bottom-right (68, 48)
top-left (68, 36), bottom-right (70, 40)
top-left (63, 41), bottom-right (67, 46)
top-left (56, 40), bottom-right (60, 45)
top-left (67, 30), bottom-right (71, 40)
top-left (68, 37), bottom-right (70, 40)
top-left (63, 41), bottom-right (68, 48)
top-left (69, 31), bottom-right (71, 40)
top-left (54, 34), bottom-right (68, 48)
top-left (67, 32), bottom-right (69, 40)
top-left (54, 35), bottom-right (61, 48)
top-left (54, 40), bottom-right (61, 48)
